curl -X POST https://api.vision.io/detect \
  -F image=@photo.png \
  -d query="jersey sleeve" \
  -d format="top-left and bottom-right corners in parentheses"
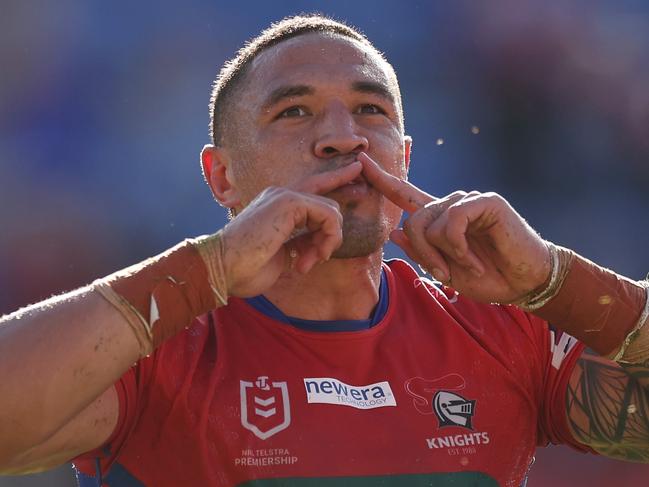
top-left (71, 312), bottom-right (214, 479)
top-left (527, 313), bottom-right (596, 453)
top-left (71, 354), bottom-right (153, 477)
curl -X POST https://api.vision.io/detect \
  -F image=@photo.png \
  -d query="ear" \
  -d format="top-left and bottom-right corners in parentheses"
top-left (404, 135), bottom-right (412, 171)
top-left (200, 144), bottom-right (241, 208)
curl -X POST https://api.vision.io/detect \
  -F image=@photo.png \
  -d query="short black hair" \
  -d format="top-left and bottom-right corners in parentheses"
top-left (208, 14), bottom-right (398, 146)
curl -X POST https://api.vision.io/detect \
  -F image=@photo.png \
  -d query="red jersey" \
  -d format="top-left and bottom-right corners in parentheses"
top-left (74, 259), bottom-right (587, 486)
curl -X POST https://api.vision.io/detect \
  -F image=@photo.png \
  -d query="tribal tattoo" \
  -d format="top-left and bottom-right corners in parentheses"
top-left (566, 349), bottom-right (649, 462)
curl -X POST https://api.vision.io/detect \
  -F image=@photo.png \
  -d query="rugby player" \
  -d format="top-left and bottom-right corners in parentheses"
top-left (1, 15), bottom-right (648, 486)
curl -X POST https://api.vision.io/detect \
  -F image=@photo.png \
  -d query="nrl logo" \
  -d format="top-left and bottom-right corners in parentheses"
top-left (240, 376), bottom-right (291, 440)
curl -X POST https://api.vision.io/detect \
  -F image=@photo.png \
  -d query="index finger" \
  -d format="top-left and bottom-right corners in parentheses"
top-left (358, 152), bottom-right (435, 213)
top-left (291, 161), bottom-right (363, 195)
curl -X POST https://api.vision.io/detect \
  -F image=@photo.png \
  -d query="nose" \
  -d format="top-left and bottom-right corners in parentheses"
top-left (313, 103), bottom-right (369, 158)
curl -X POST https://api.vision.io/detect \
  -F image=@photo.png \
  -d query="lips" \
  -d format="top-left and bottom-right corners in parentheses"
top-left (347, 174), bottom-right (367, 186)
top-left (329, 173), bottom-right (372, 199)
top-left (348, 166), bottom-right (374, 185)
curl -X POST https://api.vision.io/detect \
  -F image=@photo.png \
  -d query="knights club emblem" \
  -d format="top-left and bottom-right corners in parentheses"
top-left (405, 373), bottom-right (477, 430)
top-left (240, 376), bottom-right (291, 440)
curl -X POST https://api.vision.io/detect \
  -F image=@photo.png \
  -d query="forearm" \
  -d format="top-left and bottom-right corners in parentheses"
top-left (0, 174), bottom-right (351, 466)
top-left (541, 248), bottom-right (649, 460)
top-left (0, 233), bottom-right (227, 463)
top-left (0, 288), bottom-right (140, 460)
top-left (523, 245), bottom-right (648, 360)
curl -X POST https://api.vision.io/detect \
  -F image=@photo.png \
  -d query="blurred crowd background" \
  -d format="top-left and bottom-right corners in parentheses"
top-left (1, 0), bottom-right (649, 485)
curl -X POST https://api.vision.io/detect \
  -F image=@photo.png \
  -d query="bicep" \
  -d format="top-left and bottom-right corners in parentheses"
top-left (566, 349), bottom-right (649, 462)
top-left (4, 385), bottom-right (119, 474)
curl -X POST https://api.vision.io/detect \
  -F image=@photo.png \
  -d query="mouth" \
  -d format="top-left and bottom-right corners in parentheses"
top-left (329, 172), bottom-right (373, 199)
top-left (347, 174), bottom-right (368, 186)
top-left (347, 162), bottom-right (375, 186)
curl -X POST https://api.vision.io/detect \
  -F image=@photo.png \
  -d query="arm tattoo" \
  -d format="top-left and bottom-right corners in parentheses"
top-left (566, 349), bottom-right (649, 462)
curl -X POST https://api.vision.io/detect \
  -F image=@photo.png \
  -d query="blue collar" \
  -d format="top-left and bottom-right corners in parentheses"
top-left (244, 269), bottom-right (389, 332)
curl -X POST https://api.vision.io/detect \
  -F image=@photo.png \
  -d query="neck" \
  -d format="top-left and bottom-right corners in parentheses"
top-left (263, 251), bottom-right (384, 321)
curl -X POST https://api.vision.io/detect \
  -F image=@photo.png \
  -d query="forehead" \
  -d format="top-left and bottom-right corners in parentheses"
top-left (245, 33), bottom-right (395, 99)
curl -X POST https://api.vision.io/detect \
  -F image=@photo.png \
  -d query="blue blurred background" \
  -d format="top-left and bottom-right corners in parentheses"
top-left (1, 0), bottom-right (649, 485)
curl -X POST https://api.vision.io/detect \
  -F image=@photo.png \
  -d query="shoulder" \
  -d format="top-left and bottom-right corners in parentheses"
top-left (384, 258), bottom-right (549, 347)
top-left (384, 258), bottom-right (458, 303)
top-left (385, 258), bottom-right (509, 314)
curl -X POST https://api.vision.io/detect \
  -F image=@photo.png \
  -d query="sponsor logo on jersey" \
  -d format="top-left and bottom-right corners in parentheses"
top-left (240, 376), bottom-right (291, 440)
top-left (405, 374), bottom-right (491, 452)
top-left (304, 377), bottom-right (397, 410)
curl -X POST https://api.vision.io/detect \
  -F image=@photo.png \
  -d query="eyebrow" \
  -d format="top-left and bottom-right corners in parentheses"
top-left (261, 80), bottom-right (395, 112)
top-left (262, 85), bottom-right (315, 111)
top-left (351, 80), bottom-right (395, 103)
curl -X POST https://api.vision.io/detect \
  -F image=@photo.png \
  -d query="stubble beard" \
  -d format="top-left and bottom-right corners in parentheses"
top-left (331, 207), bottom-right (388, 259)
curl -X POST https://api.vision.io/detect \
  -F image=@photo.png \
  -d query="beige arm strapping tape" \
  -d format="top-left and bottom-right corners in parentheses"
top-left (92, 232), bottom-right (228, 358)
top-left (610, 284), bottom-right (649, 364)
top-left (93, 282), bottom-right (154, 357)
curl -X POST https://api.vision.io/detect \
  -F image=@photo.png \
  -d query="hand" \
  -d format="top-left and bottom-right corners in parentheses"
top-left (359, 153), bottom-right (551, 304)
top-left (220, 162), bottom-right (363, 298)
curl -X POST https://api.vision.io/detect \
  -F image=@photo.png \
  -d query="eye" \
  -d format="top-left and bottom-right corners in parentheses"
top-left (356, 104), bottom-right (386, 115)
top-left (277, 106), bottom-right (308, 118)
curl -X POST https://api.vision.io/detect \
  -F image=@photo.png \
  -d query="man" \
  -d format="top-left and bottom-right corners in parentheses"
top-left (1, 14), bottom-right (648, 486)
